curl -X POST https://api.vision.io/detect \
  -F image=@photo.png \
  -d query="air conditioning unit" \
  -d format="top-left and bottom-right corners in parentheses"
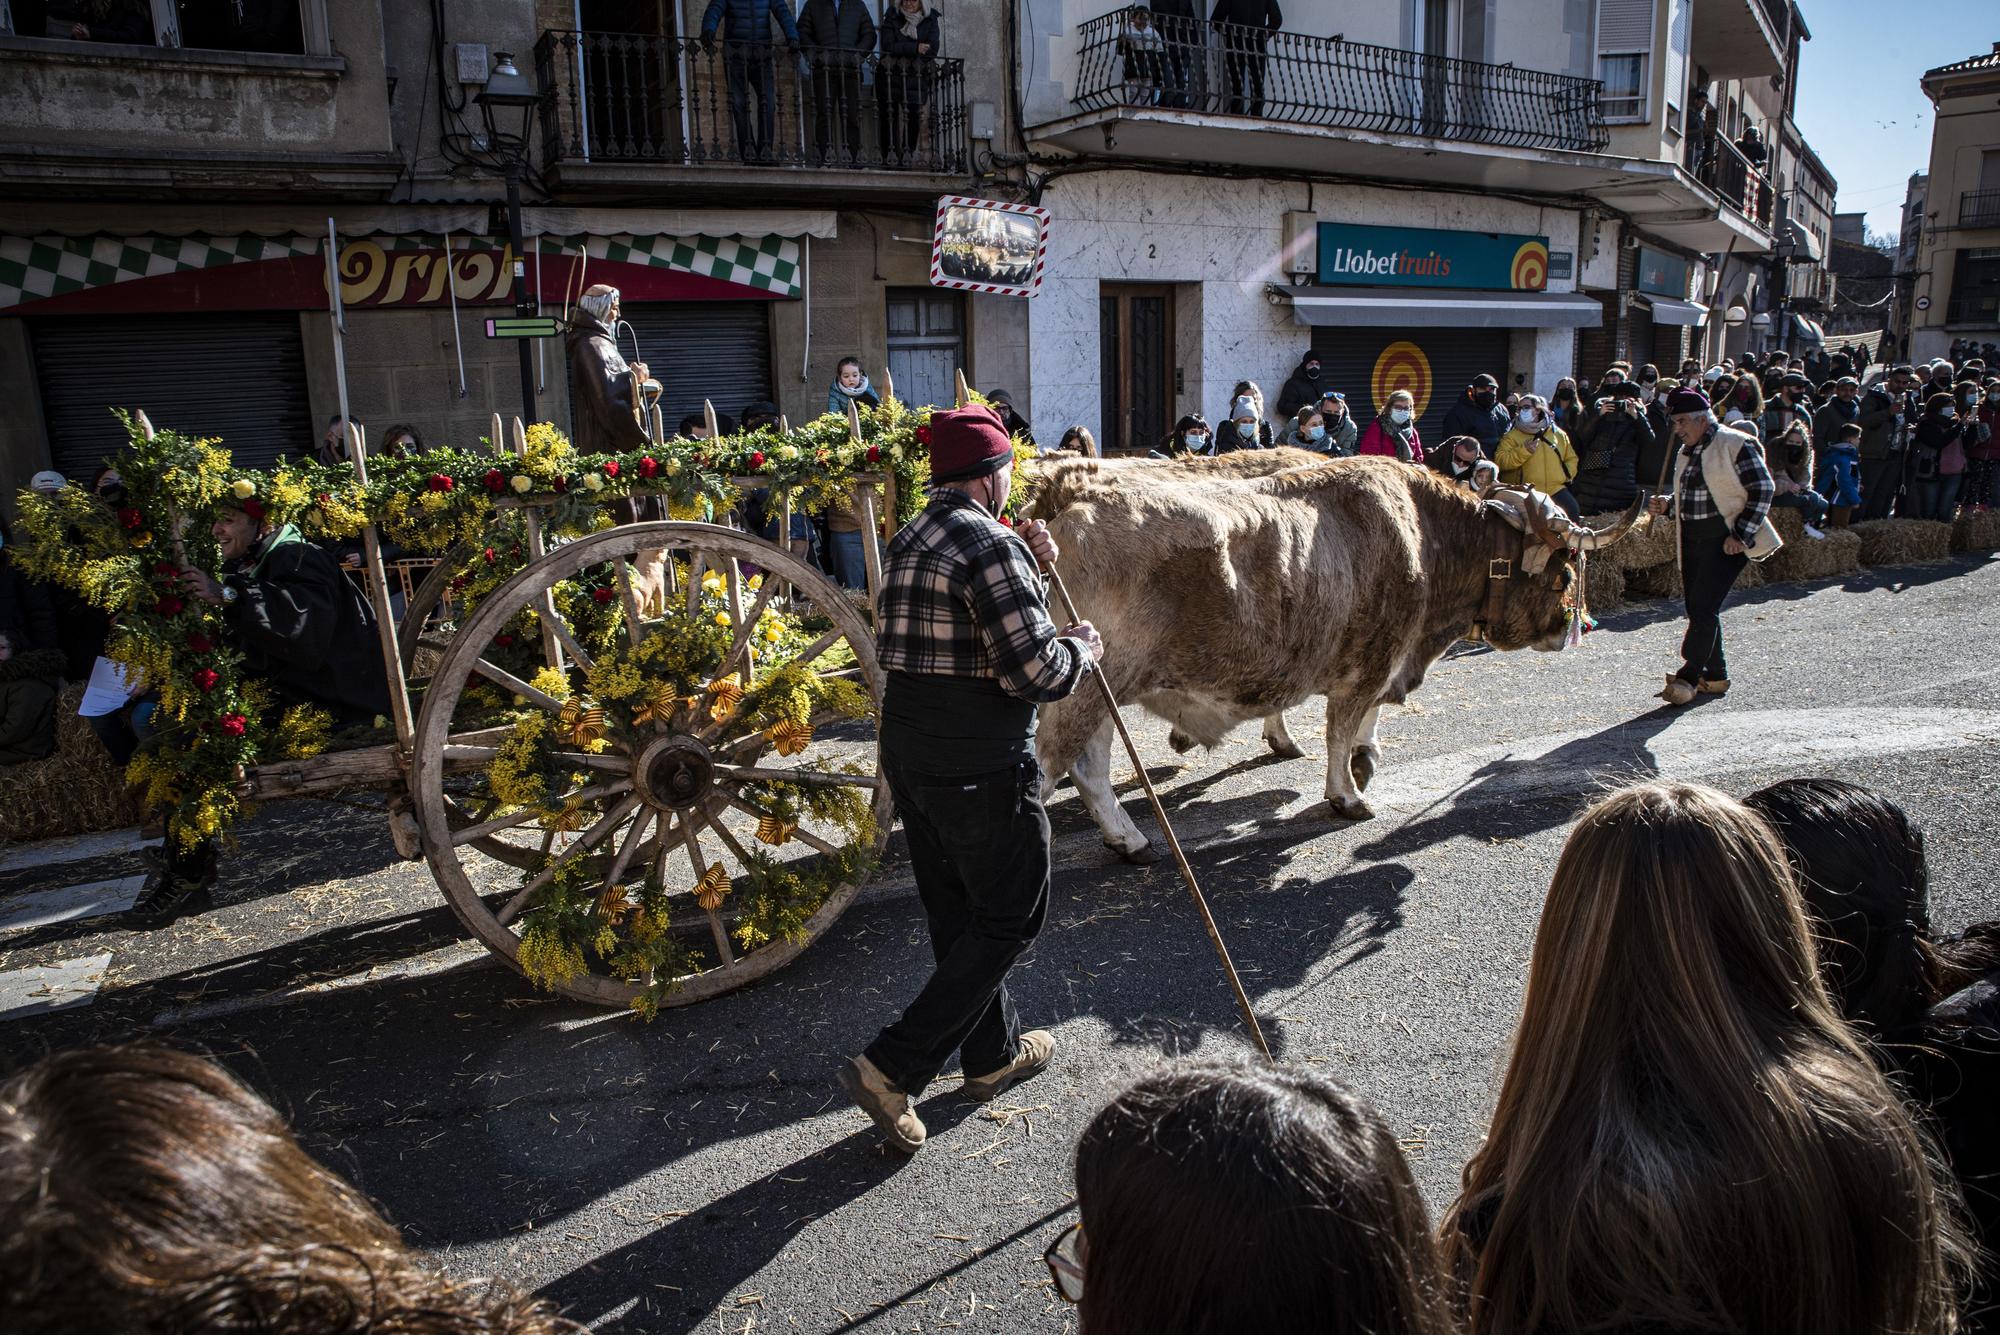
top-left (1282, 211), bottom-right (1319, 286)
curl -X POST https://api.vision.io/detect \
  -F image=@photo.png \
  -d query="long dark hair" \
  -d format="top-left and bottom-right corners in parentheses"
top-left (1074, 1061), bottom-right (1454, 1335)
top-left (0, 1044), bottom-right (581, 1335)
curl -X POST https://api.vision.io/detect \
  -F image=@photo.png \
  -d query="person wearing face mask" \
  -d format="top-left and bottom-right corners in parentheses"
top-left (1811, 376), bottom-right (1862, 451)
top-left (1857, 366), bottom-right (1917, 521)
top-left (1357, 390), bottom-right (1422, 462)
top-left (1905, 393), bottom-right (1968, 522)
top-left (1969, 381), bottom-right (2000, 513)
top-left (1275, 349), bottom-right (1326, 421)
top-left (1572, 382), bottom-right (1654, 514)
top-left (1548, 378), bottom-right (1583, 435)
top-left (1283, 405), bottom-right (1332, 453)
top-left (1441, 373), bottom-right (1510, 456)
top-left (1162, 413), bottom-right (1214, 457)
top-left (1494, 394), bottom-right (1580, 517)
top-left (1719, 371), bottom-right (1764, 430)
top-left (1424, 433), bottom-right (1486, 489)
top-left (1216, 381), bottom-right (1271, 451)
top-left (1315, 389), bottom-right (1358, 456)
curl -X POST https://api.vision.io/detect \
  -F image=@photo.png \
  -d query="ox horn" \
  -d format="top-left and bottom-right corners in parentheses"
top-left (778, 413), bottom-right (790, 434)
top-left (954, 368), bottom-right (970, 409)
top-left (1571, 492), bottom-right (1649, 551)
top-left (703, 398), bottom-right (720, 441)
top-left (880, 364), bottom-right (895, 404)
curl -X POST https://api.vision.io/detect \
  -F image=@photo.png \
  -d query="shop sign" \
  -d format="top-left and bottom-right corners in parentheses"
top-left (1315, 222), bottom-right (1550, 291)
top-left (1547, 251), bottom-right (1573, 281)
top-left (1635, 246), bottom-right (1691, 298)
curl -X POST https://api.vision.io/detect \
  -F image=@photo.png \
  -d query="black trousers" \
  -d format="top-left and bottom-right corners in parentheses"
top-left (865, 754), bottom-right (1050, 1096)
top-left (723, 46), bottom-right (775, 159)
top-left (810, 62), bottom-right (861, 163)
top-left (1859, 453), bottom-right (1904, 521)
top-left (1678, 514), bottom-right (1747, 685)
top-left (1220, 43), bottom-right (1266, 115)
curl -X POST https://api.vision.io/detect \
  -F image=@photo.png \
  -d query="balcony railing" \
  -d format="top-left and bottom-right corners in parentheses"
top-left (1069, 8), bottom-right (1608, 153)
top-left (1960, 189), bottom-right (2000, 228)
top-left (535, 31), bottom-right (967, 175)
top-left (1695, 134), bottom-right (1775, 231)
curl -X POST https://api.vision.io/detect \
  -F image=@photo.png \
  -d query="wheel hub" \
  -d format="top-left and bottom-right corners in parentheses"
top-left (634, 736), bottom-right (715, 810)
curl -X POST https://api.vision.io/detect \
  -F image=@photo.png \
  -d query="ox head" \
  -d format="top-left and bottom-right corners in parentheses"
top-left (1476, 487), bottom-right (1646, 651)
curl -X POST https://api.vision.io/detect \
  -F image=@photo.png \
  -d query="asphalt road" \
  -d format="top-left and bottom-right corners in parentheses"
top-left (4, 553), bottom-right (1999, 1334)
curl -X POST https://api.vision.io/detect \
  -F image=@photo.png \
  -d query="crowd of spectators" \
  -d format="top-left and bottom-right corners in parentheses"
top-left (1, 777), bottom-right (1991, 1334)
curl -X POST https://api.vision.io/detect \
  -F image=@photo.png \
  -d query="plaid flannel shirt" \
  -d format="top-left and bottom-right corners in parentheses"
top-left (875, 489), bottom-right (1092, 703)
top-left (1675, 424), bottom-right (1774, 545)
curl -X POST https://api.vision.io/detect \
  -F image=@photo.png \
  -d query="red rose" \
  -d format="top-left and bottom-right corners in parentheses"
top-left (316, 492), bottom-right (330, 504)
top-left (866, 445), bottom-right (882, 463)
top-left (192, 668), bottom-right (220, 693)
top-left (186, 633), bottom-right (213, 654)
top-left (915, 426), bottom-right (933, 446)
top-left (154, 595), bottom-right (184, 616)
top-left (592, 587), bottom-right (615, 604)
top-left (219, 713), bottom-right (247, 737)
top-left (429, 473), bottom-right (455, 493)
top-left (494, 633), bottom-right (516, 647)
top-left (152, 560), bottom-right (180, 577)
top-left (637, 456), bottom-right (660, 479)
top-left (749, 451), bottom-right (767, 469)
top-left (483, 547), bottom-right (497, 565)
top-left (483, 468), bottom-right (506, 493)
top-left (450, 576), bottom-right (468, 593)
top-left (117, 507), bottom-right (144, 530)
top-left (241, 499), bottom-right (265, 521)
top-left (602, 459), bottom-right (620, 478)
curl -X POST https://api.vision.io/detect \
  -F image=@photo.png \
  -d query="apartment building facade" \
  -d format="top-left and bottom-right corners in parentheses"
top-left (1906, 41), bottom-right (2000, 363)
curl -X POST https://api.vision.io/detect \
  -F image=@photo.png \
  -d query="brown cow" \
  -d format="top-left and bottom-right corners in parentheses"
top-left (1024, 455), bottom-right (1642, 861)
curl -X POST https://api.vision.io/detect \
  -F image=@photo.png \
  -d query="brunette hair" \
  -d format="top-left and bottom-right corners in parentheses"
top-left (1075, 1061), bottom-right (1454, 1335)
top-left (0, 1045), bottom-right (581, 1335)
top-left (1441, 782), bottom-right (1967, 1335)
top-left (1058, 425), bottom-right (1098, 457)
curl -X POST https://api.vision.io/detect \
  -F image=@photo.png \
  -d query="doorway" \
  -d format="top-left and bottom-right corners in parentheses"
top-left (575, 0), bottom-right (683, 160)
top-left (886, 288), bottom-right (966, 411)
top-left (1098, 283), bottom-right (1174, 454)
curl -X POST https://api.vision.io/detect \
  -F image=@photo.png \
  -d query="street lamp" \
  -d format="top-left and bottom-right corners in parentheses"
top-left (476, 51), bottom-right (541, 425)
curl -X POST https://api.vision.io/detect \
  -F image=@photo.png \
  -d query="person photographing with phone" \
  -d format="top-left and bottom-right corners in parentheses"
top-left (840, 402), bottom-right (1103, 1155)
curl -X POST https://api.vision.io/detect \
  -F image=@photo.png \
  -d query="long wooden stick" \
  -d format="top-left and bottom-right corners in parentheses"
top-left (1047, 566), bottom-right (1272, 1059)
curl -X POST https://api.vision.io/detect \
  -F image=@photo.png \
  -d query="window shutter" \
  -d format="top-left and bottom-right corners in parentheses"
top-left (1663, 0), bottom-right (1691, 111)
top-left (1597, 0), bottom-right (1651, 53)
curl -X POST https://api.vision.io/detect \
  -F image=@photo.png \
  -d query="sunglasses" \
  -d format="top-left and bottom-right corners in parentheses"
top-left (1043, 1221), bottom-right (1085, 1303)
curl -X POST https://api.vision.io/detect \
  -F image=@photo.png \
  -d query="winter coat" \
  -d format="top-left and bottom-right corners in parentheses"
top-left (0, 558), bottom-right (57, 658)
top-left (798, 0), bottom-right (875, 59)
top-left (1209, 0), bottom-right (1281, 40)
top-left (1812, 397), bottom-right (1861, 448)
top-left (880, 7), bottom-right (941, 103)
top-left (1856, 385), bottom-right (1909, 462)
top-left (826, 374), bottom-right (882, 417)
top-left (1441, 394), bottom-right (1510, 456)
top-left (1495, 424), bottom-right (1578, 494)
top-left (1424, 440), bottom-right (1482, 487)
top-left (1816, 442), bottom-right (1862, 507)
top-left (700, 0), bottom-right (800, 44)
top-left (1274, 356), bottom-right (1324, 420)
top-left (565, 317), bottom-right (651, 459)
top-left (0, 651), bottom-right (60, 767)
top-left (1909, 414), bottom-right (1963, 482)
top-left (1976, 403), bottom-right (2000, 462)
top-left (1217, 420), bottom-right (1273, 452)
top-left (1768, 428), bottom-right (1814, 490)
top-left (1357, 416), bottom-right (1420, 462)
top-left (1571, 405), bottom-right (1652, 513)
top-left (1319, 412), bottom-right (1358, 456)
top-left (222, 525), bottom-right (390, 726)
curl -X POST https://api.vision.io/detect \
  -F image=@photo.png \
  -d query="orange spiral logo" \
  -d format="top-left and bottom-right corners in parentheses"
top-left (1370, 341), bottom-right (1433, 420)
top-left (1510, 241), bottom-right (1549, 291)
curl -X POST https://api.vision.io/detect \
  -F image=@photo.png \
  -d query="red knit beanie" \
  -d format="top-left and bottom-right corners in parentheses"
top-left (927, 405), bottom-right (1015, 483)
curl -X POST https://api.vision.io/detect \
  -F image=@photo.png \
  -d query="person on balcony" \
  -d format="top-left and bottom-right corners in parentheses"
top-left (1209, 0), bottom-right (1282, 117)
top-left (1149, 0), bottom-right (1201, 108)
top-left (1735, 124), bottom-right (1767, 169)
top-left (800, 0), bottom-right (875, 165)
top-left (1117, 7), bottom-right (1166, 106)
top-left (877, 0), bottom-right (942, 168)
top-left (1685, 87), bottom-right (1716, 184)
top-left (700, 0), bottom-right (801, 164)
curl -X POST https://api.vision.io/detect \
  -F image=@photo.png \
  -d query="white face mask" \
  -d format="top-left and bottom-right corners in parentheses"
top-left (1236, 422), bottom-right (1257, 439)
top-left (1389, 407), bottom-right (1411, 425)
top-left (1517, 409), bottom-right (1539, 428)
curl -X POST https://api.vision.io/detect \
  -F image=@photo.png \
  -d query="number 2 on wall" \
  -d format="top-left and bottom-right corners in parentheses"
top-left (1148, 244), bottom-right (1157, 259)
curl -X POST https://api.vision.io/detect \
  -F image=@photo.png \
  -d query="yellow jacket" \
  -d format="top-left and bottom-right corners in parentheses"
top-left (1495, 425), bottom-right (1578, 493)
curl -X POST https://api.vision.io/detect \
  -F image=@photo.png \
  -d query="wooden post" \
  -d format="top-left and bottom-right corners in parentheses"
top-left (856, 482), bottom-right (885, 618)
top-left (513, 417), bottom-right (565, 673)
top-left (489, 412), bottom-right (504, 456)
top-left (349, 421), bottom-right (417, 753)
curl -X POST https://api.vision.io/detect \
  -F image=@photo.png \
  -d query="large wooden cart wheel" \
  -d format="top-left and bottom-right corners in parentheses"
top-left (411, 523), bottom-right (891, 1009)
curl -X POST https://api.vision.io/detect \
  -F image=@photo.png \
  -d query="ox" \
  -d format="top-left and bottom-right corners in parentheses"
top-left (1023, 455), bottom-right (1643, 862)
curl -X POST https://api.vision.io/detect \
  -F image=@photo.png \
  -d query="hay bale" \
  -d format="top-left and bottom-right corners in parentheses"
top-left (0, 684), bottom-right (142, 843)
top-left (1852, 518), bottom-right (1954, 567)
top-left (1579, 508), bottom-right (1675, 574)
top-left (1734, 559), bottom-right (1767, 590)
top-left (1582, 561), bottom-right (1628, 614)
top-left (1762, 526), bottom-right (1861, 584)
top-left (1624, 560), bottom-right (1683, 601)
top-left (1951, 509), bottom-right (2000, 553)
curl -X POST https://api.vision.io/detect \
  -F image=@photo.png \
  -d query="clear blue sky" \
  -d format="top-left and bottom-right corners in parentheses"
top-left (1791, 3), bottom-right (1991, 237)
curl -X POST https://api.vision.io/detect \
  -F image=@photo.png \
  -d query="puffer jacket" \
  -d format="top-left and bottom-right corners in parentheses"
top-left (1494, 424), bottom-right (1578, 494)
top-left (1441, 394), bottom-right (1510, 456)
top-left (826, 374), bottom-right (881, 417)
top-left (1275, 356), bottom-right (1325, 420)
top-left (1571, 406), bottom-right (1651, 513)
top-left (700, 0), bottom-right (800, 42)
top-left (1856, 385), bottom-right (1909, 462)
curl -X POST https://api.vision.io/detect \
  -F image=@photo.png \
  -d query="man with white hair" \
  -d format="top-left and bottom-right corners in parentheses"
top-left (564, 283), bottom-right (652, 458)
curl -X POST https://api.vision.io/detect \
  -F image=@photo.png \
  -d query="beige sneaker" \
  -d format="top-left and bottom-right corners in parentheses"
top-left (839, 1055), bottom-right (925, 1154)
top-left (961, 1030), bottom-right (1056, 1103)
top-left (1657, 674), bottom-right (1697, 706)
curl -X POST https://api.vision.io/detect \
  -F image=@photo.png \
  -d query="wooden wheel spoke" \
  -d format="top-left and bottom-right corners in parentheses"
top-left (715, 567), bottom-right (779, 685)
top-left (443, 744), bottom-right (630, 773)
top-left (471, 658), bottom-right (567, 713)
top-left (611, 555), bottom-right (647, 649)
top-left (679, 817), bottom-right (737, 967)
top-left (546, 609), bottom-right (595, 672)
top-left (686, 550), bottom-right (704, 620)
top-left (718, 708), bottom-right (857, 760)
top-left (451, 780), bottom-right (626, 847)
top-left (698, 810), bottom-right (758, 869)
top-left (716, 764), bottom-right (877, 789)
top-left (723, 792), bottom-right (841, 857)
top-left (790, 627), bottom-right (845, 672)
top-left (597, 809), bottom-right (655, 907)
top-left (497, 793), bottom-right (643, 926)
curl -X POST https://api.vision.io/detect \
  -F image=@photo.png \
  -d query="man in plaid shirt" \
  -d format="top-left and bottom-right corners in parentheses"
top-left (1648, 385), bottom-right (1775, 705)
top-left (840, 403), bottom-right (1102, 1155)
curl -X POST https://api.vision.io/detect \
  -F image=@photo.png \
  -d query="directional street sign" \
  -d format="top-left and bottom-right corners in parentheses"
top-left (484, 316), bottom-right (561, 339)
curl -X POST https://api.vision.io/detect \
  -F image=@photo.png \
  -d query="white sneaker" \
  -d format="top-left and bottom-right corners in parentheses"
top-left (1803, 524), bottom-right (1827, 540)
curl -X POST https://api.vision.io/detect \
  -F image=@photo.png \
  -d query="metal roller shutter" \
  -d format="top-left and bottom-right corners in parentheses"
top-left (1308, 327), bottom-right (1510, 448)
top-left (32, 312), bottom-right (311, 480)
top-left (610, 302), bottom-right (773, 431)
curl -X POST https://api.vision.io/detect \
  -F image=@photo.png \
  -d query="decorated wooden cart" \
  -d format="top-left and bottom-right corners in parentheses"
top-left (16, 375), bottom-right (991, 1016)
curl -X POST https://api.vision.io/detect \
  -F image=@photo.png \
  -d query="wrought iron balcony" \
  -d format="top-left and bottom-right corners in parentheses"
top-left (1960, 189), bottom-right (2000, 229)
top-left (1694, 135), bottom-right (1775, 232)
top-left (1068, 8), bottom-right (1608, 154)
top-left (535, 30), bottom-right (968, 175)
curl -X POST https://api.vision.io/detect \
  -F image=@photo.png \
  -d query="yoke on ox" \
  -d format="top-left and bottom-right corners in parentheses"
top-left (1025, 455), bottom-right (1643, 863)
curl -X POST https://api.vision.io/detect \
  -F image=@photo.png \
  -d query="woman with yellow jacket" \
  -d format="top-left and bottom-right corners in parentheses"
top-left (1495, 394), bottom-right (1581, 518)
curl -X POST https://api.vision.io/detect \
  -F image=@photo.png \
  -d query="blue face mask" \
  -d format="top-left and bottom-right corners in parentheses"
top-left (1185, 432), bottom-right (1207, 449)
top-left (1236, 422), bottom-right (1257, 439)
top-left (1303, 425), bottom-right (1326, 442)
